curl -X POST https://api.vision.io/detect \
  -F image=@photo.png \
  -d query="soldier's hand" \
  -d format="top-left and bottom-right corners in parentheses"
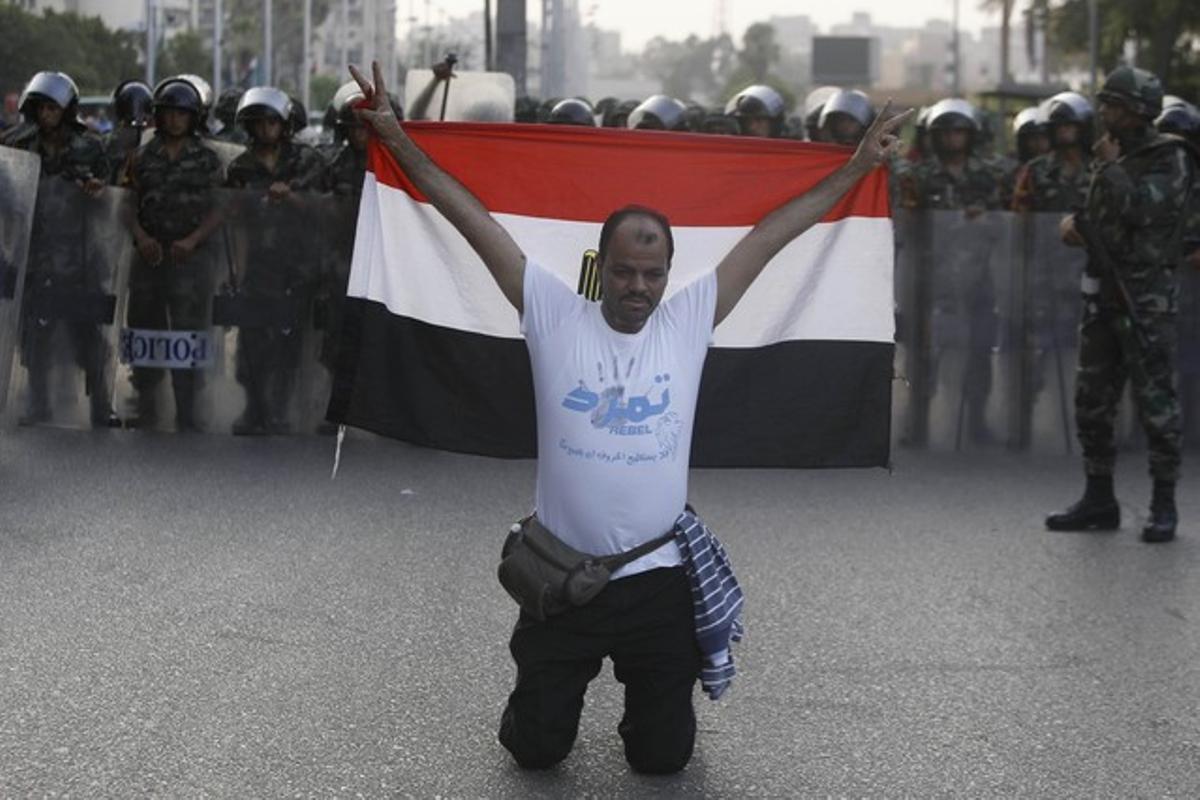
top-left (171, 236), bottom-right (197, 263)
top-left (849, 100), bottom-right (913, 174)
top-left (348, 61), bottom-right (404, 141)
top-left (1093, 135), bottom-right (1121, 164)
top-left (964, 205), bottom-right (985, 220)
top-left (1059, 214), bottom-right (1084, 247)
top-left (136, 235), bottom-right (163, 267)
top-left (267, 181), bottom-right (292, 202)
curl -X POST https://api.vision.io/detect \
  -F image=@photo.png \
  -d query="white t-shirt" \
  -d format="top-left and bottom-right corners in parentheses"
top-left (521, 261), bottom-right (718, 578)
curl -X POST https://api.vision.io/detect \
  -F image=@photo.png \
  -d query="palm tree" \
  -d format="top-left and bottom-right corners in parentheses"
top-left (980, 0), bottom-right (1017, 84)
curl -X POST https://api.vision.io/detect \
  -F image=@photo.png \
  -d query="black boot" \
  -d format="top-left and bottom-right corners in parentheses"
top-left (1141, 480), bottom-right (1177, 544)
top-left (1046, 474), bottom-right (1120, 531)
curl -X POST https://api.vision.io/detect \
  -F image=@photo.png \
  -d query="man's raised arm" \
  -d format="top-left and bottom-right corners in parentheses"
top-left (713, 103), bottom-right (910, 326)
top-left (349, 61), bottom-right (526, 311)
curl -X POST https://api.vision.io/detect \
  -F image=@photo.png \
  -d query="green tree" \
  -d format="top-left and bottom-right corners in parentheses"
top-left (157, 31), bottom-right (212, 80)
top-left (225, 0), bottom-right (331, 91)
top-left (0, 7), bottom-right (141, 98)
top-left (737, 23), bottom-right (781, 84)
top-left (310, 73), bottom-right (342, 115)
top-left (1050, 0), bottom-right (1200, 94)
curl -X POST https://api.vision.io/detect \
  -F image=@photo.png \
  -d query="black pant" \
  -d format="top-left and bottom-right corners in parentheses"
top-left (499, 566), bottom-right (700, 774)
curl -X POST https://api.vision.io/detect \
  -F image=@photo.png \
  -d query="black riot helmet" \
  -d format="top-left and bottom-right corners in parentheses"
top-left (1156, 103), bottom-right (1200, 147)
top-left (289, 95), bottom-right (308, 135)
top-left (604, 99), bottom-right (639, 129)
top-left (817, 89), bottom-right (875, 146)
top-left (18, 71), bottom-right (81, 124)
top-left (1011, 105), bottom-right (1048, 163)
top-left (111, 80), bottom-right (154, 128)
top-left (176, 74), bottom-right (214, 116)
top-left (725, 84), bottom-right (786, 137)
top-left (152, 78), bottom-right (204, 133)
top-left (627, 95), bottom-right (688, 131)
top-left (548, 97), bottom-right (596, 126)
top-left (1097, 66), bottom-right (1165, 120)
top-left (802, 85), bottom-right (839, 141)
top-left (215, 87), bottom-right (244, 129)
top-left (235, 86), bottom-right (294, 137)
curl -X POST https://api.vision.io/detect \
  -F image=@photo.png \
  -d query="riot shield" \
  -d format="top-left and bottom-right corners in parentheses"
top-left (897, 209), bottom-right (1019, 450)
top-left (205, 188), bottom-right (343, 435)
top-left (112, 195), bottom-right (222, 432)
top-left (404, 69), bottom-right (516, 122)
top-left (7, 178), bottom-right (134, 430)
top-left (1012, 211), bottom-right (1085, 453)
top-left (0, 148), bottom-right (40, 430)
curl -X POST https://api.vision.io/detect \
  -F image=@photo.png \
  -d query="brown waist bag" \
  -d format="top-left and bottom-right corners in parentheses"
top-left (497, 515), bottom-right (675, 621)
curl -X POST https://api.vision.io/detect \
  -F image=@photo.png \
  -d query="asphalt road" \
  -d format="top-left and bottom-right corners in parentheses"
top-left (1, 428), bottom-right (1198, 798)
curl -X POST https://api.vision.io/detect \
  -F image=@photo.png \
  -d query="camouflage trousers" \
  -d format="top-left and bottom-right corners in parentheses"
top-left (1075, 302), bottom-right (1181, 480)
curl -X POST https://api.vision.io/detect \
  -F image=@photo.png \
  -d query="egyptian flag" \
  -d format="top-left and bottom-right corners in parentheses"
top-left (327, 123), bottom-right (894, 467)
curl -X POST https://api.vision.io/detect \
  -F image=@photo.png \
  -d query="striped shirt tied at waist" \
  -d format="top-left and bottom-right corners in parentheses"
top-left (673, 510), bottom-right (745, 701)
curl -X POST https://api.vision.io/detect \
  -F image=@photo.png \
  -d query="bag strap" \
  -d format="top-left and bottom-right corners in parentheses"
top-left (595, 529), bottom-right (677, 571)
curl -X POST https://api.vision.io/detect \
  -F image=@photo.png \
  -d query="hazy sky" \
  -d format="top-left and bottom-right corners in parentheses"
top-left (396, 1), bottom-right (997, 52)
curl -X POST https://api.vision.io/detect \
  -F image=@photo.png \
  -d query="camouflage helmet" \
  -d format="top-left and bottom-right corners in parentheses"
top-left (927, 98), bottom-right (979, 132)
top-left (215, 87), bottom-right (244, 127)
top-left (627, 95), bottom-right (688, 131)
top-left (548, 97), bottom-right (596, 126)
top-left (111, 79), bottom-right (154, 127)
top-left (1045, 91), bottom-right (1094, 126)
top-left (18, 71), bottom-right (80, 120)
top-left (1097, 66), bottom-right (1164, 119)
top-left (236, 86), bottom-right (294, 135)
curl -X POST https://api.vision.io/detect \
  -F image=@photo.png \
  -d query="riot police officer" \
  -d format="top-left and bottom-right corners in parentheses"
top-left (1012, 92), bottom-right (1094, 213)
top-left (2, 70), bottom-right (115, 426)
top-left (212, 87), bottom-right (248, 144)
top-left (626, 95), bottom-right (688, 132)
top-left (725, 84), bottom-right (786, 138)
top-left (904, 98), bottom-right (1004, 445)
top-left (103, 79), bottom-right (153, 185)
top-left (817, 89), bottom-right (875, 147)
top-left (1011, 105), bottom-right (1050, 166)
top-left (225, 87), bottom-right (327, 435)
top-left (603, 99), bottom-right (639, 129)
top-left (1049, 67), bottom-right (1197, 543)
top-left (801, 85), bottom-right (838, 142)
top-left (125, 77), bottom-right (224, 431)
top-left (547, 98), bottom-right (596, 127)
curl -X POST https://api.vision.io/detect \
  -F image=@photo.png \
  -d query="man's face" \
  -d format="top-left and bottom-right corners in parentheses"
top-left (35, 100), bottom-right (64, 132)
top-left (1031, 131), bottom-right (1051, 156)
top-left (599, 216), bottom-right (670, 334)
top-left (1054, 122), bottom-right (1081, 147)
top-left (936, 128), bottom-right (970, 155)
top-left (827, 114), bottom-right (866, 146)
top-left (159, 108), bottom-right (192, 138)
top-left (1098, 98), bottom-right (1138, 135)
top-left (348, 124), bottom-right (370, 152)
top-left (252, 116), bottom-right (284, 145)
top-left (739, 116), bottom-right (772, 138)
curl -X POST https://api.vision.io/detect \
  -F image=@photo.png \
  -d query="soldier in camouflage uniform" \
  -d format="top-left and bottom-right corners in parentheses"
top-left (125, 78), bottom-right (224, 431)
top-left (1, 70), bottom-right (117, 426)
top-left (1012, 92), bottom-right (1094, 214)
top-left (224, 86), bottom-right (327, 435)
top-left (903, 98), bottom-right (1004, 444)
top-left (1047, 67), bottom-right (1198, 543)
top-left (102, 80), bottom-right (153, 186)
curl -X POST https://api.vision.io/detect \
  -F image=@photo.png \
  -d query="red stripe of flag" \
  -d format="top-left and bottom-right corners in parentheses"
top-left (368, 122), bottom-right (891, 227)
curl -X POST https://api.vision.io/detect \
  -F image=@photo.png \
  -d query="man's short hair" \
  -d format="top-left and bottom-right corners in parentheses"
top-left (597, 205), bottom-right (675, 267)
